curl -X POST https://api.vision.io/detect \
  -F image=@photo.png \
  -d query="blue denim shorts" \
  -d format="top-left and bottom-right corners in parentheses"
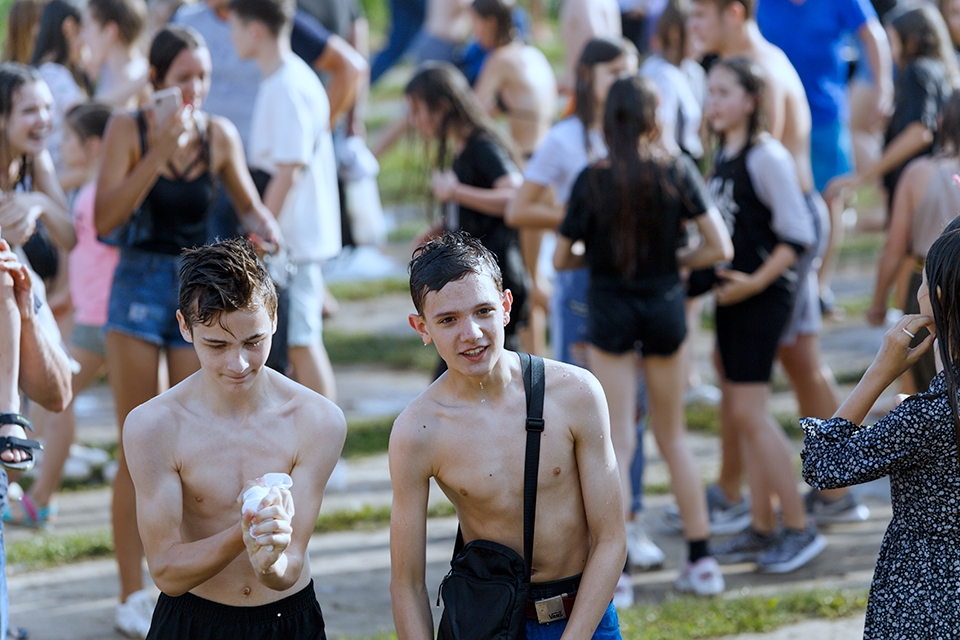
top-left (104, 249), bottom-right (190, 348)
top-left (550, 267), bottom-right (590, 368)
top-left (525, 601), bottom-right (621, 640)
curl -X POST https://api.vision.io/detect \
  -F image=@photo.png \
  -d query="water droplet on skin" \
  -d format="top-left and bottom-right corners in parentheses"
top-left (479, 381), bottom-right (484, 390)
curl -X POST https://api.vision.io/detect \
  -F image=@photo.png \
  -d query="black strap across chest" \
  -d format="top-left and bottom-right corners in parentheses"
top-left (452, 353), bottom-right (545, 582)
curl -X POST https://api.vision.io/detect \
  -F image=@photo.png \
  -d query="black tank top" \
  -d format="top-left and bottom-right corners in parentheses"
top-left (132, 111), bottom-right (216, 255)
top-left (708, 144), bottom-right (797, 297)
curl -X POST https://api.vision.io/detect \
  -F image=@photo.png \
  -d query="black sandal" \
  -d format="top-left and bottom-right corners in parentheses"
top-left (0, 413), bottom-right (42, 472)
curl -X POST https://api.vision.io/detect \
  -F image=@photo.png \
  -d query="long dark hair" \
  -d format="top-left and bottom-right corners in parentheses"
top-left (891, 4), bottom-right (960, 87)
top-left (598, 74), bottom-right (670, 279)
top-left (30, 0), bottom-right (92, 95)
top-left (149, 25), bottom-right (207, 88)
top-left (923, 217), bottom-right (960, 464)
top-left (574, 37), bottom-right (635, 155)
top-left (472, 0), bottom-right (516, 48)
top-left (0, 62), bottom-right (44, 188)
top-left (405, 61), bottom-right (519, 171)
top-left (938, 92), bottom-right (960, 155)
top-left (709, 56), bottom-right (769, 147)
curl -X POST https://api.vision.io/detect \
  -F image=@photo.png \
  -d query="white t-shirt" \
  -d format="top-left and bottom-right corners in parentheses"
top-left (249, 54), bottom-right (341, 263)
top-left (523, 117), bottom-right (607, 205)
top-left (641, 55), bottom-right (704, 160)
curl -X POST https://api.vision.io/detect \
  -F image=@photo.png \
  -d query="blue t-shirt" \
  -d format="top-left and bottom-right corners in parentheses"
top-left (757, 0), bottom-right (875, 126)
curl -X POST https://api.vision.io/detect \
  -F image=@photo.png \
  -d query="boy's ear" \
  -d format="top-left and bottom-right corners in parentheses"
top-left (409, 313), bottom-right (431, 345)
top-left (176, 310), bottom-right (195, 344)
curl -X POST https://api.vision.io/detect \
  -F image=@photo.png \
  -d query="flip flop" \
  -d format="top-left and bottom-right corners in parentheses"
top-left (2, 492), bottom-right (55, 530)
top-left (6, 625), bottom-right (28, 639)
top-left (0, 413), bottom-right (42, 472)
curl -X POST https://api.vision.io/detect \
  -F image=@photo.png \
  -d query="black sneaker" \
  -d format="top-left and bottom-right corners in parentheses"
top-left (804, 489), bottom-right (870, 525)
top-left (713, 527), bottom-right (776, 564)
top-left (757, 524), bottom-right (826, 573)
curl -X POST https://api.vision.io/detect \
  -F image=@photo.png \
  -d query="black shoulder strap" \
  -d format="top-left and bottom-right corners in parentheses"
top-left (521, 352), bottom-right (545, 583)
top-left (450, 353), bottom-right (546, 586)
top-left (135, 110), bottom-right (148, 157)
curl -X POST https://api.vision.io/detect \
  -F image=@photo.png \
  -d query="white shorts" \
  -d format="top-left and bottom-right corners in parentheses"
top-left (287, 262), bottom-right (325, 347)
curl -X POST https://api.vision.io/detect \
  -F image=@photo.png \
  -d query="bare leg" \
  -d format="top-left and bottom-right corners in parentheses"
top-left (518, 229), bottom-right (548, 357)
top-left (0, 270), bottom-right (20, 414)
top-left (27, 346), bottom-right (105, 508)
top-left (778, 334), bottom-right (847, 501)
top-left (644, 352), bottom-right (709, 540)
top-left (587, 345), bottom-right (636, 519)
top-left (818, 195), bottom-right (844, 296)
top-left (289, 343), bottom-right (337, 402)
top-left (105, 331), bottom-right (161, 602)
top-left (713, 347), bottom-right (743, 503)
top-left (723, 380), bottom-right (806, 532)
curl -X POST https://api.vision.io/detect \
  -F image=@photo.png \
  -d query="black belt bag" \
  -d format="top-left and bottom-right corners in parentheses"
top-left (437, 353), bottom-right (545, 640)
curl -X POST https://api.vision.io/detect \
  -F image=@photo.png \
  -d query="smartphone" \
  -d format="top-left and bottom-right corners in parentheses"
top-left (150, 86), bottom-right (182, 124)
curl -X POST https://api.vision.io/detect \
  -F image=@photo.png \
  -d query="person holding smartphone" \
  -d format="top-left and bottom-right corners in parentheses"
top-left (94, 25), bottom-right (279, 638)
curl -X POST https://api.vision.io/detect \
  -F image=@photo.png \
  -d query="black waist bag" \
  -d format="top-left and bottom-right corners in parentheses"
top-left (436, 353), bottom-right (545, 640)
top-left (437, 540), bottom-right (527, 640)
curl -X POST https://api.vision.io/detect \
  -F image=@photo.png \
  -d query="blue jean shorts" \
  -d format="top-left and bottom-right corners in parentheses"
top-left (104, 249), bottom-right (190, 348)
top-left (525, 601), bottom-right (621, 640)
top-left (550, 267), bottom-right (590, 368)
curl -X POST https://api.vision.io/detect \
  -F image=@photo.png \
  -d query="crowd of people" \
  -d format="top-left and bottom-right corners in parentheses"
top-left (0, 0), bottom-right (960, 638)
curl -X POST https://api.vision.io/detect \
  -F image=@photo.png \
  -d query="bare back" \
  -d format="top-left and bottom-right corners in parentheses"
top-left (475, 42), bottom-right (558, 157)
top-left (748, 40), bottom-right (815, 194)
top-left (125, 367), bottom-right (345, 606)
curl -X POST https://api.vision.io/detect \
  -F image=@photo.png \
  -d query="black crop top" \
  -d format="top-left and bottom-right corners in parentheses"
top-left (132, 110), bottom-right (216, 255)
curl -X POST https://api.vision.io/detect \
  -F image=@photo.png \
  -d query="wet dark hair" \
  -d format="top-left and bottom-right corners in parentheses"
top-left (574, 36), bottom-right (636, 153)
top-left (922, 217), bottom-right (960, 466)
top-left (178, 237), bottom-right (278, 329)
top-left (87, 0), bottom-right (147, 46)
top-left (472, 0), bottom-right (516, 48)
top-left (709, 56), bottom-right (769, 146)
top-left (409, 231), bottom-right (503, 316)
top-left (891, 4), bottom-right (960, 87)
top-left (31, 0), bottom-right (92, 95)
top-left (599, 74), bottom-right (677, 280)
top-left (64, 101), bottom-right (115, 142)
top-left (405, 61), bottom-right (519, 171)
top-left (149, 25), bottom-right (206, 88)
top-left (229, 0), bottom-right (295, 38)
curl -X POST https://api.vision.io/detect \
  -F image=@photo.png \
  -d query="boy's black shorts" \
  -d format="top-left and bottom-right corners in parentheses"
top-left (146, 580), bottom-right (326, 640)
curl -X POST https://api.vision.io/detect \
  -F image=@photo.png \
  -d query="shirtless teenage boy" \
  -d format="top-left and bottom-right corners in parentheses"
top-left (389, 232), bottom-right (626, 639)
top-left (124, 238), bottom-right (346, 639)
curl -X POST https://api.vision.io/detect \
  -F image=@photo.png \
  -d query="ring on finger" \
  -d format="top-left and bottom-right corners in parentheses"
top-left (902, 327), bottom-right (916, 339)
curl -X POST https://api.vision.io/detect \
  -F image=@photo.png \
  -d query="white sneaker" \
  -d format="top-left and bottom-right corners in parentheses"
top-left (675, 557), bottom-right (725, 596)
top-left (626, 521), bottom-right (665, 570)
top-left (115, 590), bottom-right (154, 639)
top-left (613, 572), bottom-right (634, 610)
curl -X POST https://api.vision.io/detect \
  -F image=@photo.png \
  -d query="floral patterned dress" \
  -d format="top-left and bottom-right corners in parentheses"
top-left (801, 372), bottom-right (960, 639)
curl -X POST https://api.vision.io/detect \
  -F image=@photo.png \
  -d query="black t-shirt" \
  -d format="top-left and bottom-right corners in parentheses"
top-left (449, 129), bottom-right (528, 332)
top-left (560, 155), bottom-right (709, 285)
top-left (883, 57), bottom-right (951, 195)
top-left (291, 10), bottom-right (331, 64)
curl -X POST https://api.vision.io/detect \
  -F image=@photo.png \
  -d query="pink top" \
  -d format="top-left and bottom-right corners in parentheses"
top-left (68, 183), bottom-right (119, 327)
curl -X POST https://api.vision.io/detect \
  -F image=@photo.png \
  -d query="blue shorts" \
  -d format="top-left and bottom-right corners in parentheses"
top-left (525, 601), bottom-right (621, 640)
top-left (70, 323), bottom-right (107, 358)
top-left (550, 267), bottom-right (590, 368)
top-left (104, 249), bottom-right (190, 348)
top-left (810, 120), bottom-right (854, 193)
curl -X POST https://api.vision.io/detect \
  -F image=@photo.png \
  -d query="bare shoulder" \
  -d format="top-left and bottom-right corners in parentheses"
top-left (208, 114), bottom-right (241, 147)
top-left (543, 358), bottom-right (603, 405)
top-left (269, 369), bottom-right (346, 441)
top-left (123, 391), bottom-right (181, 455)
top-left (390, 382), bottom-right (444, 446)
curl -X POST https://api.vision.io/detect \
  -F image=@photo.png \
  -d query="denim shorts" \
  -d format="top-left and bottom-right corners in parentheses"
top-left (70, 323), bottom-right (106, 358)
top-left (550, 267), bottom-right (590, 368)
top-left (104, 249), bottom-right (190, 348)
top-left (525, 602), bottom-right (621, 640)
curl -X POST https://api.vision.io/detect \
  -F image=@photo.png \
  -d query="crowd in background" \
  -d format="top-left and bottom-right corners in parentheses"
top-left (1, 0), bottom-right (960, 637)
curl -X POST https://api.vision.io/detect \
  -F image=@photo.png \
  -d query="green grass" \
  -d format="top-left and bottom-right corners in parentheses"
top-left (6, 528), bottom-right (115, 570)
top-left (315, 502), bottom-right (455, 533)
top-left (616, 588), bottom-right (868, 639)
top-left (327, 276), bottom-right (410, 302)
top-left (374, 132), bottom-right (434, 206)
top-left (342, 414), bottom-right (398, 458)
top-left (324, 330), bottom-right (437, 371)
